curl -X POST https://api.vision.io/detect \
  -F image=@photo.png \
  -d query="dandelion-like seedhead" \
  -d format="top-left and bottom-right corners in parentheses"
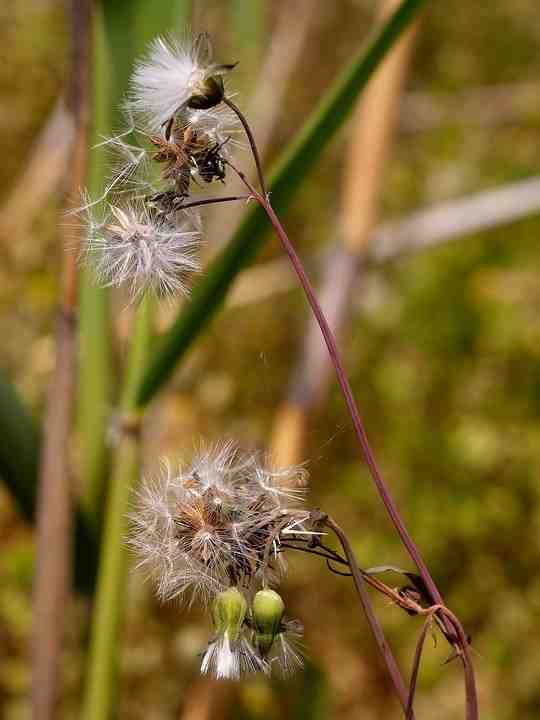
top-left (128, 442), bottom-right (309, 678)
top-left (81, 201), bottom-right (201, 298)
top-left (128, 32), bottom-right (236, 131)
top-left (75, 30), bottom-right (239, 299)
top-left (97, 104), bottom-right (241, 203)
top-left (128, 441), bottom-right (309, 602)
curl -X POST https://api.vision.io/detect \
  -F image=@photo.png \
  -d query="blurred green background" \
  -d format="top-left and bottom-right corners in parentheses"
top-left (1, 1), bottom-right (540, 718)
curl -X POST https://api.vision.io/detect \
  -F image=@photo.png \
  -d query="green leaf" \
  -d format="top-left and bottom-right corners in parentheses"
top-left (0, 370), bottom-right (98, 592)
top-left (136, 0), bottom-right (427, 408)
top-left (0, 370), bottom-right (39, 520)
top-left (82, 295), bottom-right (154, 720)
top-left (78, 4), bottom-right (115, 528)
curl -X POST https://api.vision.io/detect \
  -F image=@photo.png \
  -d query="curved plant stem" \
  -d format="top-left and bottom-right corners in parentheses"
top-left (135, 0), bottom-right (427, 409)
top-left (227, 157), bottom-right (439, 596)
top-left (406, 615), bottom-right (432, 719)
top-left (223, 97), bottom-right (267, 197)
top-left (170, 193), bottom-right (252, 210)
top-left (82, 295), bottom-right (154, 720)
top-left (326, 517), bottom-right (412, 716)
top-left (225, 155), bottom-right (478, 718)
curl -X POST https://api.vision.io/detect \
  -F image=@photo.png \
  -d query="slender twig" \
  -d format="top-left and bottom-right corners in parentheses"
top-left (223, 147), bottom-right (478, 717)
top-left (225, 158), bottom-right (446, 611)
top-left (280, 542), bottom-right (348, 565)
top-left (206, 0), bottom-right (316, 250)
top-left (326, 560), bottom-right (353, 576)
top-left (406, 615), bottom-right (432, 719)
top-left (269, 0), bottom-right (418, 464)
top-left (224, 175), bottom-right (540, 310)
top-left (438, 607), bottom-right (479, 720)
top-left (282, 539), bottom-right (432, 615)
top-left (168, 193), bottom-right (252, 210)
top-left (325, 517), bottom-right (412, 715)
top-left (32, 2), bottom-right (92, 719)
top-left (223, 97), bottom-right (267, 197)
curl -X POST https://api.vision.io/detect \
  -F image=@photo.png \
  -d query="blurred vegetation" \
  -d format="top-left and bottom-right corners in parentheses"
top-left (1, 1), bottom-right (540, 719)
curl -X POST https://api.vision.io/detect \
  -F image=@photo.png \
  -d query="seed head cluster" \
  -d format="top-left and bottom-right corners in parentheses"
top-left (76, 31), bottom-right (239, 300)
top-left (78, 31), bottom-right (309, 681)
top-left (81, 202), bottom-right (201, 298)
top-left (128, 441), bottom-right (310, 678)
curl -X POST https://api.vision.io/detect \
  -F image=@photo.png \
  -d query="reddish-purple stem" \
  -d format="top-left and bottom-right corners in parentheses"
top-left (228, 158), bottom-right (443, 600)
top-left (260, 179), bottom-right (479, 719)
top-left (223, 100), bottom-right (478, 719)
top-left (327, 517), bottom-right (414, 716)
top-left (406, 616), bottom-right (432, 719)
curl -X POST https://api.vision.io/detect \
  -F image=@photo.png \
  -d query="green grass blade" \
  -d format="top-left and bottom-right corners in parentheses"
top-left (78, 4), bottom-right (114, 526)
top-left (230, 0), bottom-right (266, 90)
top-left (136, 0), bottom-right (426, 408)
top-left (82, 294), bottom-right (154, 720)
top-left (102, 0), bottom-right (192, 105)
top-left (0, 370), bottom-right (40, 519)
top-left (0, 370), bottom-right (99, 592)
top-left (79, 0), bottom-right (193, 524)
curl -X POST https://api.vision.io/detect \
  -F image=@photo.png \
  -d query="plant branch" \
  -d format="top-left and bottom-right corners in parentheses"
top-left (406, 614), bottom-right (432, 719)
top-left (226, 157), bottom-right (443, 604)
top-left (223, 97), bottom-right (267, 197)
top-left (325, 517), bottom-right (412, 716)
top-left (135, 0), bottom-right (427, 409)
top-left (226, 154), bottom-right (477, 717)
top-left (170, 193), bottom-right (253, 210)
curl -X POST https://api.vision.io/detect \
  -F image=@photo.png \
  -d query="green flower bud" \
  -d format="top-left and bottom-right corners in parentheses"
top-left (212, 587), bottom-right (247, 642)
top-left (253, 589), bottom-right (285, 656)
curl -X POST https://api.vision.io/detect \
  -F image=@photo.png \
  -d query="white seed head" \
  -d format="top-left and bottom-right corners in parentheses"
top-left (81, 200), bottom-right (201, 298)
top-left (128, 33), bottom-right (232, 132)
top-left (99, 129), bottom-right (154, 199)
top-left (201, 633), bottom-right (268, 680)
top-left (127, 442), bottom-right (311, 605)
top-left (181, 104), bottom-right (243, 157)
top-left (270, 626), bottom-right (305, 677)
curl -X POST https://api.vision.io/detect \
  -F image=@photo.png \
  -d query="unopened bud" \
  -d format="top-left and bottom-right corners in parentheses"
top-left (212, 587), bottom-right (247, 642)
top-left (253, 589), bottom-right (285, 656)
top-left (187, 75), bottom-right (225, 110)
top-left (187, 62), bottom-right (238, 110)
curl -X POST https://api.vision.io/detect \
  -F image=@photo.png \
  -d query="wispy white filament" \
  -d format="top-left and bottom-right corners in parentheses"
top-left (201, 634), bottom-right (268, 679)
top-left (81, 201), bottom-right (201, 298)
top-left (127, 441), bottom-right (311, 604)
top-left (128, 35), bottom-right (220, 131)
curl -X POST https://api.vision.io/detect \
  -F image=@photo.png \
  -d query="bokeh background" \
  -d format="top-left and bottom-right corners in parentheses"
top-left (1, 1), bottom-right (540, 718)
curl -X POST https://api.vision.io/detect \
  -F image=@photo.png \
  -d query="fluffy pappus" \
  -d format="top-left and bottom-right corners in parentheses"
top-left (127, 32), bottom-right (236, 132)
top-left (80, 200), bottom-right (201, 298)
top-left (126, 442), bottom-right (313, 605)
top-left (201, 634), bottom-right (268, 680)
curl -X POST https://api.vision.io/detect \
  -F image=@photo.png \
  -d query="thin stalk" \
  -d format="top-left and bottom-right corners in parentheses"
top-left (223, 97), bottom-right (267, 197)
top-left (226, 156), bottom-right (479, 719)
top-left (406, 616), bottom-right (431, 719)
top-left (228, 158), bottom-right (443, 600)
top-left (171, 193), bottom-right (252, 210)
top-left (32, 1), bottom-right (92, 718)
top-left (135, 0), bottom-right (427, 409)
top-left (82, 295), bottom-right (154, 720)
top-left (438, 607), bottom-right (479, 720)
top-left (326, 517), bottom-right (412, 716)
